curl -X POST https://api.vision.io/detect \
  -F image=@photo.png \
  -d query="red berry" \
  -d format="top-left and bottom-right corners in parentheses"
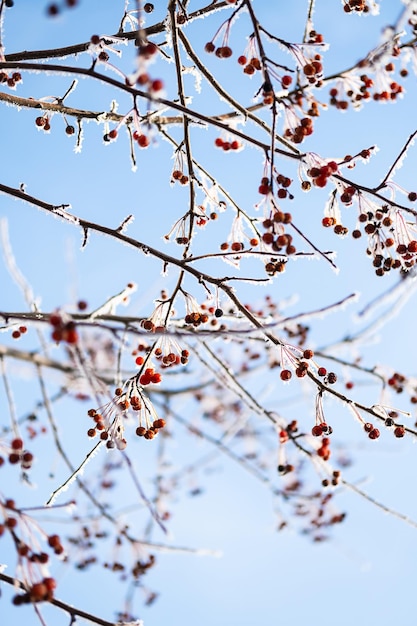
top-left (217, 46), bottom-right (232, 59)
top-left (65, 328), bottom-right (78, 344)
top-left (49, 313), bottom-right (62, 327)
top-left (315, 175), bottom-right (328, 188)
top-left (144, 42), bottom-right (158, 57)
top-left (137, 134), bottom-right (150, 148)
top-left (394, 426), bottom-right (405, 438)
top-left (280, 369), bottom-right (292, 381)
top-left (137, 73), bottom-right (149, 86)
top-left (151, 79), bottom-right (164, 92)
top-left (258, 184), bottom-right (270, 195)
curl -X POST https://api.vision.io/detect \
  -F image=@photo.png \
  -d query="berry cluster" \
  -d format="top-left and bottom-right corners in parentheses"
top-left (11, 325), bottom-right (27, 340)
top-left (214, 137), bottom-right (242, 151)
top-left (322, 469), bottom-right (341, 487)
top-left (137, 367), bottom-right (162, 386)
top-left (264, 259), bottom-right (287, 276)
top-left (219, 236), bottom-right (259, 253)
top-left (184, 311), bottom-right (209, 326)
top-left (312, 422), bottom-right (333, 437)
top-left (171, 169), bottom-right (189, 185)
top-left (343, 0), bottom-right (372, 13)
top-left (50, 313), bottom-right (79, 344)
top-left (317, 369), bottom-right (337, 385)
top-left (317, 437), bottom-right (331, 461)
top-left (284, 115), bottom-right (314, 144)
top-left (307, 160), bottom-right (338, 188)
top-left (35, 115), bottom-right (51, 132)
top-left (205, 41), bottom-right (232, 58)
top-left (47, 0), bottom-right (77, 17)
top-left (339, 185), bottom-right (356, 205)
top-left (136, 73), bottom-right (164, 93)
top-left (123, 41), bottom-right (165, 99)
top-left (277, 462), bottom-right (295, 475)
top-left (382, 412), bottom-right (408, 434)
top-left (261, 81), bottom-right (274, 105)
top-left (261, 209), bottom-right (296, 256)
top-left (0, 500), bottom-right (61, 605)
top-left (279, 350), bottom-right (316, 381)
top-left (0, 71), bottom-right (21, 88)
top-left (88, 384), bottom-right (167, 443)
top-left (87, 408), bottom-right (110, 440)
top-left (306, 30), bottom-right (324, 44)
top-left (364, 422), bottom-right (380, 439)
top-left (302, 56), bottom-right (323, 85)
top-left (330, 71), bottom-right (403, 110)
top-left (276, 173), bottom-right (293, 200)
top-left (88, 35), bottom-right (116, 64)
top-left (353, 204), bottom-right (417, 275)
top-left (1, 438), bottom-right (33, 470)
top-left (132, 130), bottom-right (150, 148)
top-left (237, 55), bottom-right (262, 76)
top-left (138, 42), bottom-right (159, 61)
top-left (136, 418), bottom-right (166, 440)
top-left (283, 322), bottom-right (310, 347)
top-left (154, 347), bottom-right (189, 367)
top-left (141, 319), bottom-right (158, 333)
top-left (12, 577), bottom-right (57, 605)
top-left (387, 371), bottom-right (406, 393)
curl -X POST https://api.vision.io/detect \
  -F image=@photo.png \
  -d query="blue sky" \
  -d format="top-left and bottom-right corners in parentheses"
top-left (1, 1), bottom-right (417, 625)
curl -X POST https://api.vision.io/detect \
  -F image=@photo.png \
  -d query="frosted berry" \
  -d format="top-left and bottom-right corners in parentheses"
top-left (137, 134), bottom-right (150, 147)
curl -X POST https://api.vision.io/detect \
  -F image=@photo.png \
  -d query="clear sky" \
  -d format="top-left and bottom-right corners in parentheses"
top-left (1, 1), bottom-right (417, 625)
